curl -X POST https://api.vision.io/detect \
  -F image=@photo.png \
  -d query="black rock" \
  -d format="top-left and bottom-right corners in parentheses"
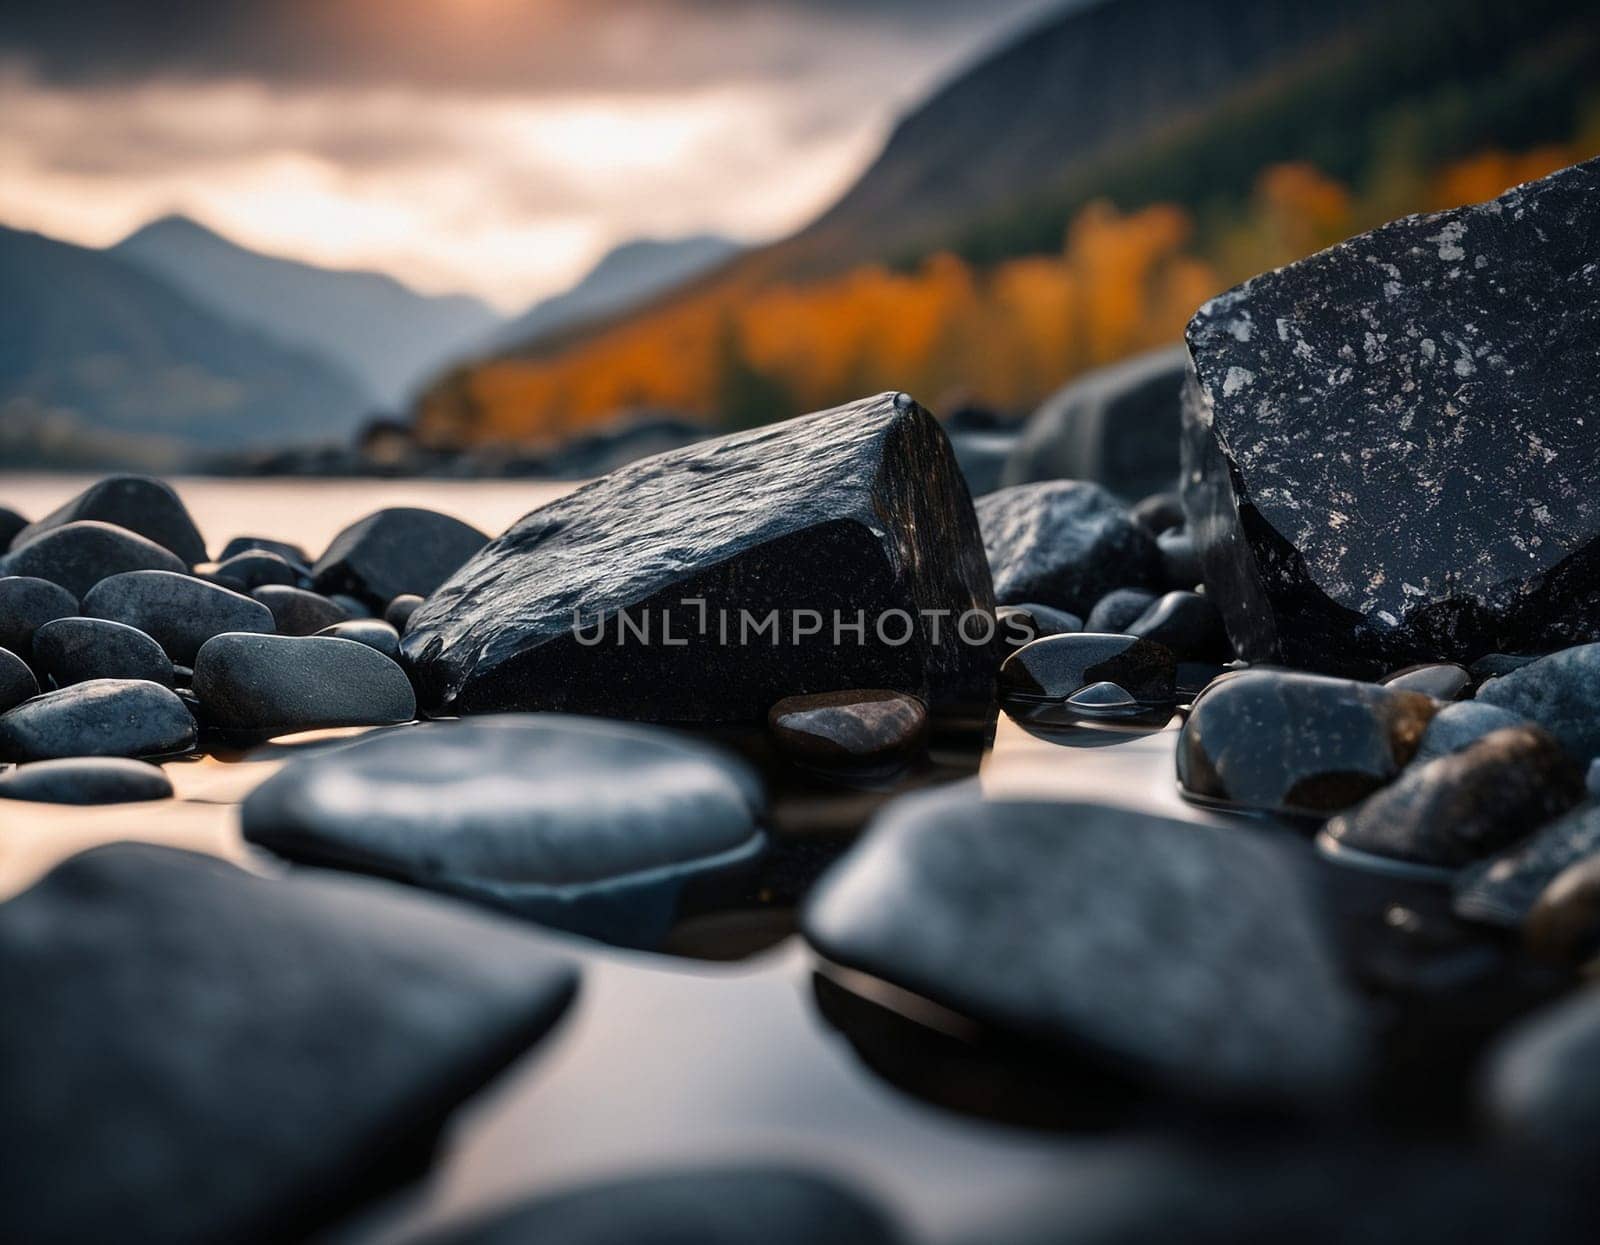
top-left (1477, 643), bottom-right (1600, 764)
top-left (0, 678), bottom-right (196, 761)
top-left (1526, 854), bottom-right (1600, 964)
top-left (312, 507), bottom-right (489, 610)
top-left (1126, 590), bottom-right (1229, 661)
top-left (213, 550), bottom-right (299, 590)
top-left (83, 570), bottom-right (275, 665)
top-left (0, 506), bottom-right (26, 551)
top-left (251, 584), bottom-right (350, 636)
top-left (384, 593), bottom-right (425, 631)
top-left (0, 843), bottom-right (577, 1243)
top-left (803, 792), bottom-right (1367, 1106)
top-left (1319, 727), bottom-right (1583, 873)
top-left (0, 576), bottom-right (77, 657)
top-left (999, 633), bottom-right (1175, 727)
top-left (0, 757), bottom-right (171, 804)
top-left (193, 633), bottom-right (415, 735)
top-left (1183, 158), bottom-right (1600, 675)
top-left (403, 394), bottom-right (996, 722)
top-left (1130, 490), bottom-right (1185, 536)
top-left (1454, 801), bottom-right (1600, 928)
top-left (0, 521), bottom-right (187, 599)
top-left (429, 1168), bottom-right (903, 1245)
top-left (946, 430), bottom-right (1014, 498)
top-left (13, 475), bottom-right (206, 566)
top-left (768, 690), bottom-right (927, 767)
top-left (977, 480), bottom-right (1161, 613)
top-left (217, 535), bottom-right (312, 568)
top-left (995, 602), bottom-right (1082, 655)
top-left (1157, 528), bottom-right (1203, 590)
top-left (0, 646), bottom-right (38, 712)
top-left (1382, 662), bottom-right (1471, 701)
top-left (315, 618), bottom-right (402, 661)
top-left (33, 617), bottom-right (175, 689)
top-left (1085, 587), bottom-right (1159, 633)
top-left (1470, 653), bottom-right (1539, 683)
top-left (1481, 983), bottom-right (1600, 1172)
top-left (1177, 669), bottom-right (1437, 817)
top-left (1413, 700), bottom-right (1529, 765)
top-left (1001, 344), bottom-right (1188, 500)
top-left (327, 592), bottom-right (372, 618)
top-left (241, 716), bottom-right (765, 948)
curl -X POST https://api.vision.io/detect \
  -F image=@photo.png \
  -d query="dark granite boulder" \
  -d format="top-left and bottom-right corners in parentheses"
top-left (403, 394), bottom-right (995, 723)
top-left (0, 757), bottom-right (172, 804)
top-left (13, 475), bottom-right (206, 566)
top-left (977, 481), bottom-right (1161, 614)
top-left (1001, 344), bottom-right (1188, 500)
top-left (1183, 158), bottom-right (1600, 675)
top-left (0, 521), bottom-right (187, 599)
top-left (1177, 669), bottom-right (1436, 817)
top-left (0, 678), bottom-right (196, 761)
top-left (32, 617), bottom-right (175, 688)
top-left (193, 633), bottom-right (415, 736)
top-left (804, 792), bottom-right (1367, 1106)
top-left (1455, 801), bottom-right (1600, 929)
top-left (1476, 643), bottom-right (1600, 765)
top-left (312, 507), bottom-right (489, 610)
top-left (83, 570), bottom-right (275, 664)
top-left (0, 843), bottom-right (577, 1243)
top-left (0, 646), bottom-right (37, 712)
top-left (0, 576), bottom-right (77, 658)
top-left (242, 715), bottom-right (765, 948)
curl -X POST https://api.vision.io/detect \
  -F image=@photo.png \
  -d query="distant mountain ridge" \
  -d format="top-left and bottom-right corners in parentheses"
top-left (112, 215), bottom-right (500, 408)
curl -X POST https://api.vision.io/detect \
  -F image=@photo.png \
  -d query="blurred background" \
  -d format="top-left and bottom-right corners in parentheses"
top-left (2, 0), bottom-right (1597, 475)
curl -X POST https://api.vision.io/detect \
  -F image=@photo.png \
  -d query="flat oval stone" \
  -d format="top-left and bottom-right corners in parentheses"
top-left (1413, 700), bottom-right (1529, 765)
top-left (32, 617), bottom-right (174, 689)
top-left (0, 646), bottom-right (38, 712)
top-left (0, 576), bottom-right (77, 656)
top-left (241, 715), bottom-right (766, 948)
top-left (0, 678), bottom-right (196, 761)
top-left (1126, 590), bottom-right (1229, 661)
top-left (1526, 854), bottom-right (1600, 964)
top-left (312, 507), bottom-right (489, 610)
top-left (1381, 662), bottom-right (1471, 701)
top-left (0, 843), bottom-right (577, 1243)
top-left (1085, 587), bottom-right (1158, 633)
top-left (384, 593), bottom-right (425, 631)
top-left (315, 618), bottom-right (401, 661)
top-left (0, 521), bottom-right (187, 599)
top-left (1318, 727), bottom-right (1584, 872)
top-left (252, 584), bottom-right (350, 636)
top-left (193, 633), bottom-right (415, 735)
top-left (83, 570), bottom-right (275, 665)
top-left (1177, 669), bottom-right (1437, 817)
top-left (999, 633), bottom-right (1175, 726)
top-left (803, 793), bottom-right (1367, 1106)
top-left (213, 550), bottom-right (299, 590)
top-left (13, 475), bottom-right (205, 566)
top-left (1481, 982), bottom-right (1600, 1172)
top-left (1478, 644), bottom-right (1600, 765)
top-left (768, 690), bottom-right (927, 767)
top-left (1454, 801), bottom-right (1600, 929)
top-left (0, 757), bottom-right (172, 804)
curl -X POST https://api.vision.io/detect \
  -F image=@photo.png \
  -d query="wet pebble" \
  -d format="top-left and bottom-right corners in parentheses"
top-left (0, 521), bottom-right (187, 599)
top-left (193, 633), bottom-right (414, 736)
top-left (1478, 643), bottom-right (1600, 764)
top-left (1126, 590), bottom-right (1229, 661)
top-left (0, 678), bottom-right (196, 761)
top-left (252, 584), bottom-right (350, 636)
top-left (213, 549), bottom-right (300, 590)
top-left (315, 618), bottom-right (402, 661)
top-left (384, 593), bottom-right (425, 631)
top-left (1454, 801), bottom-right (1600, 929)
top-left (0, 646), bottom-right (38, 712)
top-left (311, 507), bottom-right (488, 610)
top-left (1084, 587), bottom-right (1158, 633)
top-left (0, 757), bottom-right (172, 804)
top-left (994, 602), bottom-right (1082, 655)
top-left (83, 570), bottom-right (275, 664)
top-left (0, 576), bottom-right (77, 657)
top-left (13, 475), bottom-right (206, 566)
top-left (999, 633), bottom-right (1175, 727)
top-left (768, 690), bottom-right (927, 767)
top-left (32, 617), bottom-right (174, 689)
top-left (1381, 663), bottom-right (1471, 701)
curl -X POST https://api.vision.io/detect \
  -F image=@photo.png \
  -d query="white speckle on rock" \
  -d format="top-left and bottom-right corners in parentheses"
top-left (1222, 367), bottom-right (1255, 397)
top-left (1429, 220), bottom-right (1467, 262)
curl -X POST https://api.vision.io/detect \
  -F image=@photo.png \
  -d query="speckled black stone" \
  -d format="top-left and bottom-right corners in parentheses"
top-left (999, 633), bottom-right (1175, 727)
top-left (1177, 669), bottom-right (1437, 817)
top-left (804, 792), bottom-right (1367, 1106)
top-left (194, 633), bottom-right (414, 735)
top-left (252, 585), bottom-right (350, 636)
top-left (83, 570), bottom-right (275, 665)
top-left (1183, 158), bottom-right (1600, 675)
top-left (978, 480), bottom-right (1161, 614)
top-left (1085, 587), bottom-right (1159, 634)
top-left (0, 646), bottom-right (37, 712)
top-left (0, 678), bottom-right (196, 761)
top-left (32, 617), bottom-right (174, 689)
top-left (312, 508), bottom-right (488, 611)
top-left (0, 577), bottom-right (75, 662)
top-left (0, 757), bottom-right (172, 804)
top-left (1454, 800), bottom-right (1600, 928)
top-left (0, 843), bottom-right (577, 1243)
top-left (13, 476), bottom-right (206, 566)
top-left (0, 521), bottom-right (187, 599)
top-left (1477, 643), bottom-right (1600, 764)
top-left (1127, 590), bottom-right (1229, 661)
top-left (403, 394), bottom-right (996, 723)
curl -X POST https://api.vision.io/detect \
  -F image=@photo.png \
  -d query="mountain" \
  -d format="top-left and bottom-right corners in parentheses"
top-left (113, 215), bottom-right (499, 408)
top-left (487, 235), bottom-right (740, 357)
top-left (0, 223), bottom-right (371, 467)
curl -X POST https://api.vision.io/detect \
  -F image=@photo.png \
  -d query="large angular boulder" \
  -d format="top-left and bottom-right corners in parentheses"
top-left (403, 393), bottom-right (995, 723)
top-left (311, 507), bottom-right (488, 610)
top-left (1182, 158), bottom-right (1600, 675)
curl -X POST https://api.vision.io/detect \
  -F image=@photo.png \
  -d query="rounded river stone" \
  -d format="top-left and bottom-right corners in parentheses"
top-left (0, 757), bottom-right (172, 804)
top-left (32, 617), bottom-right (175, 689)
top-left (0, 576), bottom-right (77, 657)
top-left (83, 570), bottom-right (275, 664)
top-left (193, 633), bottom-right (415, 735)
top-left (0, 678), bottom-right (196, 761)
top-left (0, 521), bottom-right (187, 600)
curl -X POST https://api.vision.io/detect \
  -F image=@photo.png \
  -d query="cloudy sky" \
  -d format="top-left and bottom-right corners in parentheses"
top-left (0, 0), bottom-right (1062, 308)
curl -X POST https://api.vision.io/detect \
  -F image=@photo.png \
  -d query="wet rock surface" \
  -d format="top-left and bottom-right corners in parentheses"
top-left (0, 844), bottom-right (578, 1243)
top-left (1183, 158), bottom-right (1600, 674)
top-left (0, 521), bottom-right (188, 599)
top-left (13, 475), bottom-right (207, 566)
top-left (1177, 669), bottom-right (1436, 817)
top-left (0, 756), bottom-right (172, 804)
top-left (1476, 644), bottom-right (1600, 765)
top-left (999, 633), bottom-right (1175, 727)
top-left (242, 715), bottom-right (766, 948)
top-left (32, 616), bottom-right (175, 689)
top-left (978, 480), bottom-right (1161, 613)
top-left (0, 678), bottom-right (196, 761)
top-left (0, 646), bottom-right (38, 712)
top-left (805, 792), bottom-right (1367, 1106)
top-left (312, 507), bottom-right (489, 610)
top-left (0, 575), bottom-right (76, 657)
top-left (1455, 801), bottom-right (1600, 929)
top-left (767, 690), bottom-right (927, 768)
top-left (403, 394), bottom-right (995, 723)
top-left (1319, 727), bottom-right (1583, 872)
top-left (193, 633), bottom-right (415, 735)
top-left (83, 570), bottom-right (276, 664)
